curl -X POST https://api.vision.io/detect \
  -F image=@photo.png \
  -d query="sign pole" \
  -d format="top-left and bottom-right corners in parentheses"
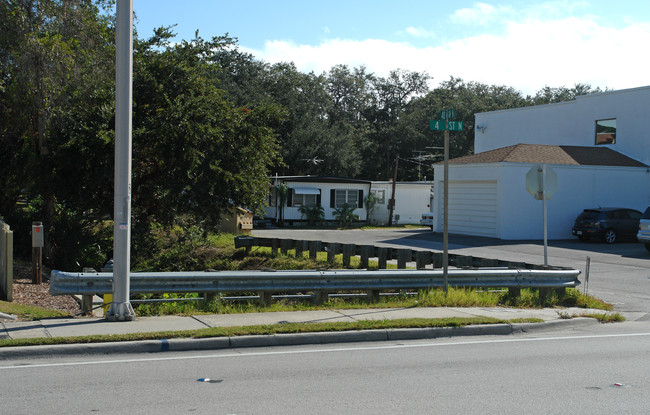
top-left (107, 0), bottom-right (135, 321)
top-left (443, 125), bottom-right (449, 292)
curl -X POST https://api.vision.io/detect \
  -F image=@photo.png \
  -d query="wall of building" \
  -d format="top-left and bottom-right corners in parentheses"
top-left (475, 86), bottom-right (650, 164)
top-left (370, 182), bottom-right (433, 225)
top-left (433, 163), bottom-right (650, 240)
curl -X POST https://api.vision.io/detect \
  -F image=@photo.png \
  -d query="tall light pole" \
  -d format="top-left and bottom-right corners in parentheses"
top-left (106, 0), bottom-right (135, 321)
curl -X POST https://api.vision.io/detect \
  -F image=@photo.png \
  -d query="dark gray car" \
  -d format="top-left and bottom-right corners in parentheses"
top-left (572, 207), bottom-right (642, 243)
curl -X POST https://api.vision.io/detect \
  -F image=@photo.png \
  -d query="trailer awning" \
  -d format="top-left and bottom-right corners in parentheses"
top-left (292, 187), bottom-right (321, 195)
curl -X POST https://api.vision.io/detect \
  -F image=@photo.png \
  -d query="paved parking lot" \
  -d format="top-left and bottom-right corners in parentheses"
top-left (253, 228), bottom-right (650, 318)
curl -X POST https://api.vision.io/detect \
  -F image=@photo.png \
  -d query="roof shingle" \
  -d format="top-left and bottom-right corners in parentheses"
top-left (442, 144), bottom-right (647, 167)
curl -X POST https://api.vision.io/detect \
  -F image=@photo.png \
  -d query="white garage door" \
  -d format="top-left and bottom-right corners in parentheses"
top-left (447, 181), bottom-right (498, 237)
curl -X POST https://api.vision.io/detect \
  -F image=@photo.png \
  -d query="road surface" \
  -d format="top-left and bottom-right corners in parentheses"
top-left (1, 323), bottom-right (649, 414)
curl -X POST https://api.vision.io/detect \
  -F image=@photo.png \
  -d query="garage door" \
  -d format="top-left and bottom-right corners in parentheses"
top-left (447, 181), bottom-right (498, 237)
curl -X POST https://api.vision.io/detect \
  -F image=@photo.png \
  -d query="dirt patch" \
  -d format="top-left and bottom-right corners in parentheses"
top-left (11, 262), bottom-right (81, 315)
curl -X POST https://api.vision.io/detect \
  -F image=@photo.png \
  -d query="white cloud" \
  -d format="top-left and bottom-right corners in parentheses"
top-left (451, 2), bottom-right (503, 26)
top-left (403, 26), bottom-right (437, 39)
top-left (243, 12), bottom-right (650, 95)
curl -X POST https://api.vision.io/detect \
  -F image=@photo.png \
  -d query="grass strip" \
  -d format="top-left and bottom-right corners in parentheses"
top-left (0, 316), bottom-right (543, 348)
top-left (0, 301), bottom-right (70, 320)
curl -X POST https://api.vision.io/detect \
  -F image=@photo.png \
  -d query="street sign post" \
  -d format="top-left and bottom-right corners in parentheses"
top-left (429, 109), bottom-right (464, 292)
top-left (526, 165), bottom-right (558, 266)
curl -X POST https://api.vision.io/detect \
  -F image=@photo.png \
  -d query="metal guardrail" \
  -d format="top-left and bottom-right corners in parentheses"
top-left (50, 268), bottom-right (580, 299)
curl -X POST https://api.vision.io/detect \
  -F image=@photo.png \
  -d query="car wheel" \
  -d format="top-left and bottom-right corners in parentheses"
top-left (578, 235), bottom-right (590, 242)
top-left (645, 243), bottom-right (650, 253)
top-left (603, 229), bottom-right (617, 244)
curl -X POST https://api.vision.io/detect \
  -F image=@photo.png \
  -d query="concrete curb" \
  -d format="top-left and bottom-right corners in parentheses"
top-left (0, 318), bottom-right (599, 360)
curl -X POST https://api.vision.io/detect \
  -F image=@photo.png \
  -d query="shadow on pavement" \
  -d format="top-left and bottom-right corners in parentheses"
top-left (378, 229), bottom-right (650, 260)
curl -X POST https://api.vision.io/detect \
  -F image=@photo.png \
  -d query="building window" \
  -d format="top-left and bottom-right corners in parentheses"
top-left (293, 193), bottom-right (318, 207)
top-left (595, 118), bottom-right (616, 145)
top-left (370, 189), bottom-right (386, 204)
top-left (334, 189), bottom-right (359, 208)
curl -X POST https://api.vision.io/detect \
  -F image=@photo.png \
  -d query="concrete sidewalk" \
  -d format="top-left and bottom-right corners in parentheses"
top-left (0, 307), bottom-right (619, 359)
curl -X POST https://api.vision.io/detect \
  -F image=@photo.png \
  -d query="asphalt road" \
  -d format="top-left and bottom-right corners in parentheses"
top-left (253, 228), bottom-right (650, 317)
top-left (2, 323), bottom-right (649, 414)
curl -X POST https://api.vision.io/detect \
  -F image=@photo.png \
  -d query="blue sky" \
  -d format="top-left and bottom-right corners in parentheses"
top-left (133, 1), bottom-right (650, 95)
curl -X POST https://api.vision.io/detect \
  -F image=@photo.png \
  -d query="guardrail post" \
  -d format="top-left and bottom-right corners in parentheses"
top-left (397, 249), bottom-right (411, 269)
top-left (456, 256), bottom-right (474, 268)
top-left (416, 251), bottom-right (432, 269)
top-left (309, 241), bottom-right (321, 260)
top-left (367, 289), bottom-right (380, 303)
top-left (259, 291), bottom-right (272, 307)
top-left (432, 253), bottom-right (443, 268)
top-left (342, 244), bottom-right (355, 267)
top-left (508, 287), bottom-right (521, 297)
top-left (538, 287), bottom-right (551, 303)
top-left (360, 245), bottom-right (373, 268)
top-left (280, 239), bottom-right (292, 255)
top-left (327, 242), bottom-right (340, 263)
top-left (314, 291), bottom-right (328, 305)
top-left (82, 294), bottom-right (94, 315)
top-left (271, 238), bottom-right (280, 256)
top-left (295, 240), bottom-right (308, 258)
top-left (377, 248), bottom-right (390, 269)
top-left (480, 258), bottom-right (499, 267)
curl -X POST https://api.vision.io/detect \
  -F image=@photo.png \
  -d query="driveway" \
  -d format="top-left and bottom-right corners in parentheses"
top-left (253, 228), bottom-right (650, 318)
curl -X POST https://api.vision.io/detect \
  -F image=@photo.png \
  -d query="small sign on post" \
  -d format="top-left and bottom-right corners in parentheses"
top-left (525, 165), bottom-right (558, 266)
top-left (32, 222), bottom-right (43, 284)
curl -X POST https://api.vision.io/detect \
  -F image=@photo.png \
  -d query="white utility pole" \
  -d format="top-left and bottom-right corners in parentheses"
top-left (106, 0), bottom-right (135, 321)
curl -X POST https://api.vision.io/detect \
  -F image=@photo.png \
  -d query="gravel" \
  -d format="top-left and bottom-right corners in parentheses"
top-left (10, 263), bottom-right (81, 316)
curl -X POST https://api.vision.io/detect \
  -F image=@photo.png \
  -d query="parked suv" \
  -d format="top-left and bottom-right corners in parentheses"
top-left (636, 207), bottom-right (650, 251)
top-left (572, 207), bottom-right (642, 243)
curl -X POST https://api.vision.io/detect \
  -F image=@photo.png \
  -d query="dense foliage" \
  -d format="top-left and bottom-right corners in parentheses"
top-left (0, 0), bottom-right (603, 269)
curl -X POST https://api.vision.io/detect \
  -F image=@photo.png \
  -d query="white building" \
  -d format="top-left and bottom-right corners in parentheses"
top-left (432, 86), bottom-right (650, 240)
top-left (264, 176), bottom-right (433, 225)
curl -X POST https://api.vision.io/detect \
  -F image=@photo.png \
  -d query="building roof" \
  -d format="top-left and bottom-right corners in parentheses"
top-left (441, 144), bottom-right (648, 167)
top-left (272, 175), bottom-right (372, 184)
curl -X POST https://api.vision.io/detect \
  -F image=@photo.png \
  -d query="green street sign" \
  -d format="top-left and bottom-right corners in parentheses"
top-left (448, 121), bottom-right (464, 131)
top-left (430, 120), bottom-right (446, 131)
top-left (440, 109), bottom-right (455, 120)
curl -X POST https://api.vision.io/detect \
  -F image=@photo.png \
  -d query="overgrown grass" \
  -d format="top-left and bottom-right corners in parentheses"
top-left (0, 301), bottom-right (71, 320)
top-left (133, 287), bottom-right (613, 316)
top-left (0, 316), bottom-right (540, 348)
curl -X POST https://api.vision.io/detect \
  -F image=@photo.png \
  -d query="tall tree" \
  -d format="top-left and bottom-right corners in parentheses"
top-left (0, 0), bottom-right (115, 264)
top-left (131, 29), bottom-right (283, 237)
top-left (362, 69), bottom-right (430, 179)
